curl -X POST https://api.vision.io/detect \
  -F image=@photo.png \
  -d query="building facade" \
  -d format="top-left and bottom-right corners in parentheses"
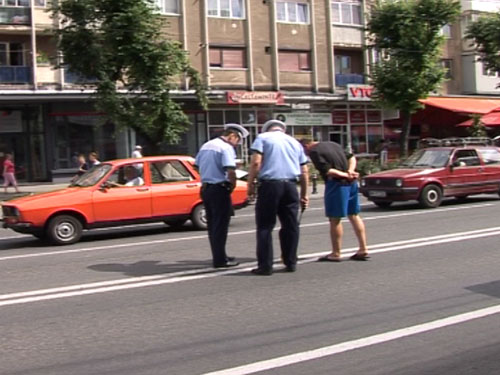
top-left (0, 0), bottom-right (499, 181)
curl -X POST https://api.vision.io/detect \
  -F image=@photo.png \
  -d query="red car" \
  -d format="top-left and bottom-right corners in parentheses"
top-left (360, 138), bottom-right (500, 208)
top-left (2, 156), bottom-right (248, 244)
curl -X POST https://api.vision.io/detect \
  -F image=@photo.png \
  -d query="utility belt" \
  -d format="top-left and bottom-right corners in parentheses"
top-left (202, 181), bottom-right (233, 192)
top-left (259, 178), bottom-right (298, 183)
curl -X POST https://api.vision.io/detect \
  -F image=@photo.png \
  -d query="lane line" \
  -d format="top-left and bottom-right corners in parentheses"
top-left (1, 226), bottom-right (500, 306)
top-left (0, 203), bottom-right (494, 262)
top-left (200, 304), bottom-right (500, 375)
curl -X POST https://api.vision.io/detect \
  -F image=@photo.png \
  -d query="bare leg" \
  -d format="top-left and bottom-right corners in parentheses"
top-left (329, 218), bottom-right (343, 259)
top-left (348, 214), bottom-right (368, 255)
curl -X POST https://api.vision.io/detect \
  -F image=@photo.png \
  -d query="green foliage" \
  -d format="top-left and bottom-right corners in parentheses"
top-left (467, 114), bottom-right (487, 137)
top-left (356, 158), bottom-right (401, 177)
top-left (466, 13), bottom-right (500, 82)
top-left (51, 0), bottom-right (207, 148)
top-left (366, 0), bottom-right (461, 157)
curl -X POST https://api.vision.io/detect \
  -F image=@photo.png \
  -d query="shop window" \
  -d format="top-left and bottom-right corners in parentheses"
top-left (209, 47), bottom-right (246, 69)
top-left (331, 0), bottom-right (362, 26)
top-left (278, 50), bottom-right (311, 72)
top-left (276, 1), bottom-right (309, 24)
top-left (207, 0), bottom-right (244, 19)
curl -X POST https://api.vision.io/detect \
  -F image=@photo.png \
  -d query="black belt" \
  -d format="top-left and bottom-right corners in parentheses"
top-left (259, 178), bottom-right (298, 183)
top-left (202, 181), bottom-right (232, 190)
top-left (328, 177), bottom-right (351, 184)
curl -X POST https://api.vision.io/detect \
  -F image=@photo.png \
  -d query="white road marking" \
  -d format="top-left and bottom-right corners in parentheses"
top-left (1, 225), bottom-right (500, 307)
top-left (200, 304), bottom-right (500, 375)
top-left (0, 203), bottom-right (493, 262)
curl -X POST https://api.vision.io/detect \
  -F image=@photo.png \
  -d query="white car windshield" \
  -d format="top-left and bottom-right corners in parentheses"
top-left (401, 149), bottom-right (452, 168)
top-left (70, 164), bottom-right (113, 187)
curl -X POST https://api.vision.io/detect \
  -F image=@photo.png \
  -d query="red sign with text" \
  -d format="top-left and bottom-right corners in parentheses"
top-left (227, 91), bottom-right (285, 105)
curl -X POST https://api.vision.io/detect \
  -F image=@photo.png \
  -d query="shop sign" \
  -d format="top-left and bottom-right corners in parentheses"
top-left (350, 110), bottom-right (366, 123)
top-left (227, 91), bottom-right (285, 105)
top-left (0, 110), bottom-right (22, 133)
top-left (332, 111), bottom-right (348, 124)
top-left (347, 84), bottom-right (373, 101)
top-left (274, 112), bottom-right (331, 126)
top-left (367, 110), bottom-right (382, 122)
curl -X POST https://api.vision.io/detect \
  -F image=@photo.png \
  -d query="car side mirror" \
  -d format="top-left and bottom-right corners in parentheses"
top-left (100, 181), bottom-right (111, 190)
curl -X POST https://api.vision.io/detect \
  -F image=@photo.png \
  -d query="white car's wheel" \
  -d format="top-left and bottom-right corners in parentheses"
top-left (47, 215), bottom-right (83, 245)
top-left (191, 204), bottom-right (207, 230)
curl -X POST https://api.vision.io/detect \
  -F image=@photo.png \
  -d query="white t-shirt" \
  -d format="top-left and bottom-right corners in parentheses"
top-left (132, 150), bottom-right (143, 158)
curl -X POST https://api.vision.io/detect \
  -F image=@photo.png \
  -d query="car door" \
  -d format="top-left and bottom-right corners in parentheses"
top-left (92, 162), bottom-right (152, 222)
top-left (476, 148), bottom-right (500, 193)
top-left (149, 159), bottom-right (201, 217)
top-left (447, 149), bottom-right (483, 195)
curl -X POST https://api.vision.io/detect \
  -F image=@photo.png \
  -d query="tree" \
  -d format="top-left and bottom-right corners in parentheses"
top-left (51, 0), bottom-right (207, 152)
top-left (366, 0), bottom-right (461, 158)
top-left (466, 13), bottom-right (500, 81)
top-left (467, 114), bottom-right (487, 137)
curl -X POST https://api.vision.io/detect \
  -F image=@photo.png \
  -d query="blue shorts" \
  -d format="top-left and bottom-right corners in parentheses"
top-left (324, 179), bottom-right (361, 218)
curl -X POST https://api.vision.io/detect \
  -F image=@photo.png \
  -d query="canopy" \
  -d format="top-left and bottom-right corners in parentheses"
top-left (457, 110), bottom-right (500, 127)
top-left (419, 98), bottom-right (500, 115)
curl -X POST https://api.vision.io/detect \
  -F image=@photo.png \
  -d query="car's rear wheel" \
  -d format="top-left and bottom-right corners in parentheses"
top-left (46, 214), bottom-right (83, 245)
top-left (191, 204), bottom-right (207, 230)
top-left (419, 184), bottom-right (442, 208)
top-left (373, 200), bottom-right (393, 208)
top-left (164, 218), bottom-right (187, 229)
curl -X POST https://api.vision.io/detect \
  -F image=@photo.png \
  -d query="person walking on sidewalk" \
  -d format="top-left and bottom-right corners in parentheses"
top-left (3, 153), bottom-right (20, 193)
top-left (195, 123), bottom-right (249, 269)
top-left (300, 139), bottom-right (369, 262)
top-left (247, 119), bottom-right (309, 275)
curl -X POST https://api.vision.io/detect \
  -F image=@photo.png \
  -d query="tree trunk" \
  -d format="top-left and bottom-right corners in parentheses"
top-left (399, 109), bottom-right (412, 159)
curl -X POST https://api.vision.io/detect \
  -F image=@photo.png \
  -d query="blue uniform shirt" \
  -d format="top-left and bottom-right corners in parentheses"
top-left (195, 137), bottom-right (237, 184)
top-left (251, 130), bottom-right (308, 180)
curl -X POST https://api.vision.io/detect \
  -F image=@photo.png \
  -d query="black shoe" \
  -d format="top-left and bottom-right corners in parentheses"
top-left (251, 268), bottom-right (273, 276)
top-left (285, 265), bottom-right (296, 272)
top-left (214, 260), bottom-right (239, 268)
top-left (226, 256), bottom-right (236, 262)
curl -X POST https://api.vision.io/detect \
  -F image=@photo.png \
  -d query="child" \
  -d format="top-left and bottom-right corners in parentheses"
top-left (3, 153), bottom-right (20, 193)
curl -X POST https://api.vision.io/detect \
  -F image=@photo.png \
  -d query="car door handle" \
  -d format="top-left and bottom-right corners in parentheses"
top-left (186, 183), bottom-right (199, 188)
top-left (136, 188), bottom-right (149, 192)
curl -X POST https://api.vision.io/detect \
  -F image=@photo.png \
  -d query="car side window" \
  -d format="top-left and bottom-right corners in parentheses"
top-left (453, 150), bottom-right (481, 166)
top-left (150, 161), bottom-right (193, 184)
top-left (106, 164), bottom-right (145, 187)
top-left (477, 149), bottom-right (500, 165)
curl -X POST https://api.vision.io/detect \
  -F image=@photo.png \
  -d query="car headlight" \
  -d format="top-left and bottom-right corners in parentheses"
top-left (361, 179), bottom-right (366, 187)
top-left (395, 179), bottom-right (403, 187)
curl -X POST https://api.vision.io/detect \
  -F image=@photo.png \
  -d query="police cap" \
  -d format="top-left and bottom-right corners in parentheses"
top-left (262, 119), bottom-right (286, 133)
top-left (224, 123), bottom-right (249, 143)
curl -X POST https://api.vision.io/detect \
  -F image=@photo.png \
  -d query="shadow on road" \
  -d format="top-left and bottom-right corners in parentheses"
top-left (466, 280), bottom-right (500, 299)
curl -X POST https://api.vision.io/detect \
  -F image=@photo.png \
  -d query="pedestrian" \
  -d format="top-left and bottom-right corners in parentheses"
top-left (247, 119), bottom-right (309, 275)
top-left (132, 145), bottom-right (143, 158)
top-left (88, 151), bottom-right (100, 168)
top-left (3, 153), bottom-right (20, 193)
top-left (376, 139), bottom-right (389, 167)
top-left (194, 123), bottom-right (249, 268)
top-left (76, 154), bottom-right (88, 175)
top-left (300, 139), bottom-right (369, 262)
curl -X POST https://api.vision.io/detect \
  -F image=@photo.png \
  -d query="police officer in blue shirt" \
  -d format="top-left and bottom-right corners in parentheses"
top-left (195, 123), bottom-right (249, 268)
top-left (247, 119), bottom-right (309, 275)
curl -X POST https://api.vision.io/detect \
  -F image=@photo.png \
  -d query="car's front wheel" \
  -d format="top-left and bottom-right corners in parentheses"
top-left (191, 204), bottom-right (207, 230)
top-left (419, 184), bottom-right (442, 208)
top-left (46, 214), bottom-right (83, 245)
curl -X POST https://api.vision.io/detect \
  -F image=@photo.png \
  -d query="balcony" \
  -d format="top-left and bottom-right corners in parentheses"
top-left (63, 66), bottom-right (98, 84)
top-left (0, 66), bottom-right (31, 83)
top-left (335, 73), bottom-right (364, 87)
top-left (0, 7), bottom-right (30, 25)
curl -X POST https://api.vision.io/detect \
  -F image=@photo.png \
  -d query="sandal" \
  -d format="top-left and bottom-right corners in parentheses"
top-left (350, 253), bottom-right (370, 261)
top-left (318, 255), bottom-right (342, 262)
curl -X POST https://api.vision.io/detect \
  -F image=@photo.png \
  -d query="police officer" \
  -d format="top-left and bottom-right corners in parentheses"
top-left (195, 123), bottom-right (249, 268)
top-left (247, 119), bottom-right (309, 275)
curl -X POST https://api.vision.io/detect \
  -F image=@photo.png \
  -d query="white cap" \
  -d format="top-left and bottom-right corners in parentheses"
top-left (224, 123), bottom-right (249, 143)
top-left (262, 119), bottom-right (286, 133)
top-left (135, 145), bottom-right (142, 150)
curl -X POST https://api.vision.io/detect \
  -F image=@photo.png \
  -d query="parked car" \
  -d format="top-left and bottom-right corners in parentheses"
top-left (360, 138), bottom-right (500, 208)
top-left (1, 156), bottom-right (248, 245)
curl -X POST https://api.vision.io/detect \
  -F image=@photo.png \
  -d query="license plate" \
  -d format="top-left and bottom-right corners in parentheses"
top-left (369, 190), bottom-right (387, 198)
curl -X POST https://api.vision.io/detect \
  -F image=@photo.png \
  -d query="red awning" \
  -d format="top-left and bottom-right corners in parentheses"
top-left (457, 110), bottom-right (500, 127)
top-left (419, 98), bottom-right (500, 115)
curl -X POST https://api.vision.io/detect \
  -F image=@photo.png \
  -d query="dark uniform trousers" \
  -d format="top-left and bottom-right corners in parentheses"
top-left (201, 183), bottom-right (232, 266)
top-left (255, 180), bottom-right (300, 271)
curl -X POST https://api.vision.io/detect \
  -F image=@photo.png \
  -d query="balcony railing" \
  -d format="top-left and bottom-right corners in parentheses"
top-left (335, 73), bottom-right (365, 87)
top-left (0, 7), bottom-right (30, 25)
top-left (63, 66), bottom-right (98, 84)
top-left (0, 66), bottom-right (31, 83)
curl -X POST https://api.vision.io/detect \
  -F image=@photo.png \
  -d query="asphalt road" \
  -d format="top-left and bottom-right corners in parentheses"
top-left (1, 193), bottom-right (500, 375)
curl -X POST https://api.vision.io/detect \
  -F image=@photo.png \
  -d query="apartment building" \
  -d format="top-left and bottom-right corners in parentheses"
top-left (0, 0), bottom-right (498, 182)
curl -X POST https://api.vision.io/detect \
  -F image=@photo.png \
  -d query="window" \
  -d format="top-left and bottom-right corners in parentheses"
top-left (453, 150), bottom-right (480, 167)
top-left (276, 2), bottom-right (309, 24)
top-left (155, 0), bottom-right (179, 14)
top-left (482, 62), bottom-right (498, 77)
top-left (106, 164), bottom-right (145, 187)
top-left (208, 0), bottom-right (244, 19)
top-left (441, 59), bottom-right (453, 79)
top-left (3, 0), bottom-right (29, 6)
top-left (331, 0), bottom-right (362, 26)
top-left (150, 161), bottom-right (193, 184)
top-left (210, 47), bottom-right (246, 68)
top-left (440, 24), bottom-right (451, 38)
top-left (478, 149), bottom-right (500, 165)
top-left (0, 43), bottom-right (23, 66)
top-left (335, 55), bottom-right (351, 74)
top-left (278, 50), bottom-right (311, 72)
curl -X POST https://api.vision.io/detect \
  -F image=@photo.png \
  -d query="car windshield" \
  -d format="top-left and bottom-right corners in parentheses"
top-left (69, 164), bottom-right (113, 187)
top-left (401, 149), bottom-right (452, 168)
